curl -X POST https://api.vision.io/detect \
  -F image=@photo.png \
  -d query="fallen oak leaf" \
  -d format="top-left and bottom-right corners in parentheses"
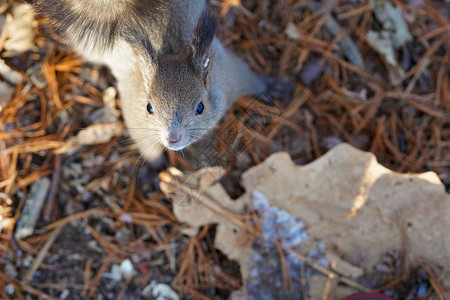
top-left (160, 143), bottom-right (450, 297)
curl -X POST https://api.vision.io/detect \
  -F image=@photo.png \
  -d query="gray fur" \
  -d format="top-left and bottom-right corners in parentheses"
top-left (34, 0), bottom-right (266, 161)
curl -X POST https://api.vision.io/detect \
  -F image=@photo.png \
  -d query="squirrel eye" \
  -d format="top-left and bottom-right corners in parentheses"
top-left (146, 103), bottom-right (154, 115)
top-left (202, 57), bottom-right (210, 69)
top-left (196, 102), bottom-right (204, 115)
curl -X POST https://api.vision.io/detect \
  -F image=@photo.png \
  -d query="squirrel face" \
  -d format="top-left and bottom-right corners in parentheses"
top-left (128, 9), bottom-right (219, 151)
top-left (141, 52), bottom-right (214, 150)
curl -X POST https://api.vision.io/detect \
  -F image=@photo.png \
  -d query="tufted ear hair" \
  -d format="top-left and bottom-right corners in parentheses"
top-left (32, 0), bottom-right (162, 59)
top-left (191, 8), bottom-right (217, 69)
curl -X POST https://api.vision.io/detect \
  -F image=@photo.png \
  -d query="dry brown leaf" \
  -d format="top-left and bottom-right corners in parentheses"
top-left (369, 0), bottom-right (412, 48)
top-left (241, 144), bottom-right (449, 272)
top-left (366, 0), bottom-right (413, 80)
top-left (161, 143), bottom-right (450, 297)
top-left (56, 123), bottom-right (124, 155)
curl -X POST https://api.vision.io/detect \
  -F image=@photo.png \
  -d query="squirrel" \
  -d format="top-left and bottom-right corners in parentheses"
top-left (33, 0), bottom-right (277, 162)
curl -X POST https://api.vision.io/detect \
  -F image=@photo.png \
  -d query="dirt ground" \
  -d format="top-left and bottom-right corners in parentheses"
top-left (0, 0), bottom-right (449, 299)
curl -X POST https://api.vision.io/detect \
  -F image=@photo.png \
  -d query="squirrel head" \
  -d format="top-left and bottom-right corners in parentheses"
top-left (134, 10), bottom-right (220, 151)
top-left (34, 0), bottom-right (225, 152)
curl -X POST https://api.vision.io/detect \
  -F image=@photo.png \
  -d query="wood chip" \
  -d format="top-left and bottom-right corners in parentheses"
top-left (15, 177), bottom-right (51, 239)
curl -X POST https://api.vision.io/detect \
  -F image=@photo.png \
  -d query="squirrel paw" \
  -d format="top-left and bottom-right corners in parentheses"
top-left (259, 76), bottom-right (295, 105)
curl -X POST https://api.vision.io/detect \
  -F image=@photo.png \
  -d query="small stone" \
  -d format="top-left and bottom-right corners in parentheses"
top-left (23, 256), bottom-right (32, 267)
top-left (59, 289), bottom-right (70, 299)
top-left (119, 213), bottom-right (133, 223)
top-left (4, 262), bottom-right (18, 278)
top-left (143, 282), bottom-right (179, 300)
top-left (4, 284), bottom-right (14, 295)
top-left (284, 22), bottom-right (300, 40)
top-left (69, 253), bottom-right (81, 261)
top-left (120, 259), bottom-right (134, 279)
top-left (103, 264), bottom-right (122, 281)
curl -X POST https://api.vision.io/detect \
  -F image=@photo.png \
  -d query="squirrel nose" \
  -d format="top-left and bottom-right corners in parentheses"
top-left (167, 132), bottom-right (182, 145)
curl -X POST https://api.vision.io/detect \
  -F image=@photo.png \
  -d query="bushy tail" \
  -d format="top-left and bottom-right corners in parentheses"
top-left (32, 0), bottom-right (164, 55)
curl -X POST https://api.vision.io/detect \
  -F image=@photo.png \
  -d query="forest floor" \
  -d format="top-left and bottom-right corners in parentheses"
top-left (0, 0), bottom-right (449, 299)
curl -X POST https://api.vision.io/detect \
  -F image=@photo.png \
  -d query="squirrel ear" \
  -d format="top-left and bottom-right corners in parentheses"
top-left (191, 8), bottom-right (217, 68)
